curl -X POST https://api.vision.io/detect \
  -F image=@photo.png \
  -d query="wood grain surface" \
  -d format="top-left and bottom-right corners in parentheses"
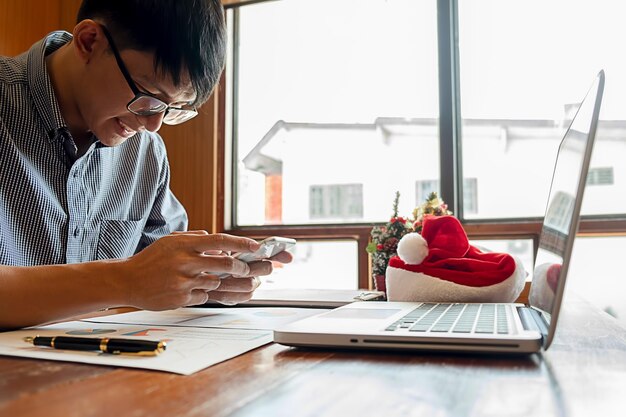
top-left (1, 294), bottom-right (625, 417)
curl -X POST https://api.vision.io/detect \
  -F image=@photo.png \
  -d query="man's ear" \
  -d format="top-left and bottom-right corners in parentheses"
top-left (72, 19), bottom-right (105, 65)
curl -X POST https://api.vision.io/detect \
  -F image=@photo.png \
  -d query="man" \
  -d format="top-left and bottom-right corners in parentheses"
top-left (0, 0), bottom-right (291, 329)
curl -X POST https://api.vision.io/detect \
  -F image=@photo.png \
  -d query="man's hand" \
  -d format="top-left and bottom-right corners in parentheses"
top-left (206, 249), bottom-right (293, 305)
top-left (118, 231), bottom-right (293, 310)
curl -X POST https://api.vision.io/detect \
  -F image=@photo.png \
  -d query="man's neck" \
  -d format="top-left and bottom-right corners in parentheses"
top-left (45, 43), bottom-right (93, 152)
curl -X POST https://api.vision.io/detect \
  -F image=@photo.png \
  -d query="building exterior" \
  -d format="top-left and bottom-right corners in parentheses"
top-left (238, 117), bottom-right (625, 226)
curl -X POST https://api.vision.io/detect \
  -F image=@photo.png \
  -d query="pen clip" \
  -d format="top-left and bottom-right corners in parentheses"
top-left (105, 340), bottom-right (167, 356)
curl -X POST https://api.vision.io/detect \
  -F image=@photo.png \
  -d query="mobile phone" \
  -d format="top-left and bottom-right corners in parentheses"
top-left (234, 236), bottom-right (296, 263)
top-left (215, 237), bottom-right (296, 278)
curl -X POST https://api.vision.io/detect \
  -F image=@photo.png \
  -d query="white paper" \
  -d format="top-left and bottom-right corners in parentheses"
top-left (0, 307), bottom-right (328, 375)
top-left (0, 321), bottom-right (271, 375)
top-left (82, 307), bottom-right (325, 330)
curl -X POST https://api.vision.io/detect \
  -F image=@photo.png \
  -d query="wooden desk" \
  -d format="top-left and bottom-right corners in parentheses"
top-left (1, 295), bottom-right (625, 417)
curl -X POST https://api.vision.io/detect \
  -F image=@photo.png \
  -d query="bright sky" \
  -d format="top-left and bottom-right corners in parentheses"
top-left (234, 0), bottom-right (626, 156)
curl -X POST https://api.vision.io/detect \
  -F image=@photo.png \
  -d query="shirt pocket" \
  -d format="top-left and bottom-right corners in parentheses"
top-left (96, 219), bottom-right (144, 260)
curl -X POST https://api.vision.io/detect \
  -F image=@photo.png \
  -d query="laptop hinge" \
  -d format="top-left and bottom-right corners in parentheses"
top-left (517, 306), bottom-right (549, 336)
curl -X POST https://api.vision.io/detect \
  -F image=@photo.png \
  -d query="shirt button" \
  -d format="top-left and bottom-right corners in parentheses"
top-left (73, 227), bottom-right (80, 237)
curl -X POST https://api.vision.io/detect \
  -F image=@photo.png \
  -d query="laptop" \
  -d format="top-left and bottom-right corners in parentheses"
top-left (274, 71), bottom-right (605, 354)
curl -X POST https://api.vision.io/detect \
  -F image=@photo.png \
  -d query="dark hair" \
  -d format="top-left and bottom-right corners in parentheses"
top-left (77, 0), bottom-right (226, 106)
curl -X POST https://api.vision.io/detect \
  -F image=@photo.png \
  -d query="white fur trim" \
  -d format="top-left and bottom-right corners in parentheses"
top-left (385, 256), bottom-right (526, 303)
top-left (397, 233), bottom-right (428, 265)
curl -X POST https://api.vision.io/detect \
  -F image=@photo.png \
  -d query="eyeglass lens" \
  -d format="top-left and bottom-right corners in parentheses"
top-left (127, 96), bottom-right (197, 125)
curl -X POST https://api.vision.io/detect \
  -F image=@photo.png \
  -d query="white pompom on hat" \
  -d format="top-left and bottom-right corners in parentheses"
top-left (396, 233), bottom-right (428, 265)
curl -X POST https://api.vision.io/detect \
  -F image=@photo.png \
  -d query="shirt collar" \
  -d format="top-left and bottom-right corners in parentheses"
top-left (26, 31), bottom-right (73, 143)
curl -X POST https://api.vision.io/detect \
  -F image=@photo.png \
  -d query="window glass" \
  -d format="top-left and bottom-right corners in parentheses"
top-left (309, 184), bottom-right (363, 220)
top-left (567, 236), bottom-right (626, 327)
top-left (415, 178), bottom-right (478, 214)
top-left (458, 0), bottom-right (626, 219)
top-left (260, 240), bottom-right (358, 290)
top-left (586, 167), bottom-right (613, 186)
top-left (232, 0), bottom-right (439, 226)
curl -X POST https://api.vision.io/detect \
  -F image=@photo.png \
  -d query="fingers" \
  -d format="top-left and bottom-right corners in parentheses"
top-left (203, 255), bottom-right (252, 277)
top-left (269, 251), bottom-right (293, 264)
top-left (216, 260), bottom-right (273, 279)
top-left (242, 260), bottom-right (273, 277)
top-left (134, 232), bottom-right (289, 309)
top-left (207, 277), bottom-right (261, 305)
top-left (189, 273), bottom-right (221, 291)
top-left (187, 289), bottom-right (210, 306)
top-left (172, 251), bottom-right (251, 278)
top-left (181, 233), bottom-right (261, 255)
top-left (214, 276), bottom-right (261, 293)
top-left (202, 250), bottom-right (225, 256)
top-left (207, 292), bottom-right (252, 306)
top-left (161, 233), bottom-right (292, 278)
top-left (183, 275), bottom-right (258, 307)
top-left (125, 232), bottom-right (268, 311)
top-left (183, 254), bottom-right (275, 279)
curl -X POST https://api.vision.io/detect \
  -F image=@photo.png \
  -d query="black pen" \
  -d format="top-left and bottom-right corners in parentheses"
top-left (23, 335), bottom-right (166, 356)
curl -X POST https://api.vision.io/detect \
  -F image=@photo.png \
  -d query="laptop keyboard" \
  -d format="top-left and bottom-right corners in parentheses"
top-left (385, 303), bottom-right (511, 335)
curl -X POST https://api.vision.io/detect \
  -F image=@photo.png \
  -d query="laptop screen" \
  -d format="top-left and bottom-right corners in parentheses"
top-left (529, 71), bottom-right (604, 347)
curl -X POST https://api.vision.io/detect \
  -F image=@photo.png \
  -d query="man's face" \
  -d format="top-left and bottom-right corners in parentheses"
top-left (77, 35), bottom-right (196, 147)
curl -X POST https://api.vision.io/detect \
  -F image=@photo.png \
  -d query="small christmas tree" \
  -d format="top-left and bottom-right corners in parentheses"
top-left (366, 192), bottom-right (411, 276)
top-left (411, 191), bottom-right (452, 233)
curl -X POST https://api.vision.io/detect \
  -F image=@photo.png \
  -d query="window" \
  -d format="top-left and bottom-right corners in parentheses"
top-left (568, 236), bottom-right (626, 327)
top-left (309, 184), bottom-right (363, 220)
top-left (230, 0), bottom-right (439, 226)
top-left (260, 239), bottom-right (359, 290)
top-left (463, 178), bottom-right (478, 215)
top-left (545, 191), bottom-right (575, 234)
top-left (223, 0), bottom-right (626, 289)
top-left (415, 178), bottom-right (477, 214)
top-left (587, 167), bottom-right (614, 186)
top-left (458, 0), bottom-right (626, 219)
top-left (415, 180), bottom-right (439, 207)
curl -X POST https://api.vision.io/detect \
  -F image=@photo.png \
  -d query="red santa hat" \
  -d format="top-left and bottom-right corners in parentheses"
top-left (385, 215), bottom-right (526, 303)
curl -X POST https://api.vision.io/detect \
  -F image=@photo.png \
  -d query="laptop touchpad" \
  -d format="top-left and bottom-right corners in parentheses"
top-left (321, 308), bottom-right (401, 319)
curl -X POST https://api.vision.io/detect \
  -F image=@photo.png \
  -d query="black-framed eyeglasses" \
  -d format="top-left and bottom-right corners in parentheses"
top-left (99, 24), bottom-right (198, 126)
